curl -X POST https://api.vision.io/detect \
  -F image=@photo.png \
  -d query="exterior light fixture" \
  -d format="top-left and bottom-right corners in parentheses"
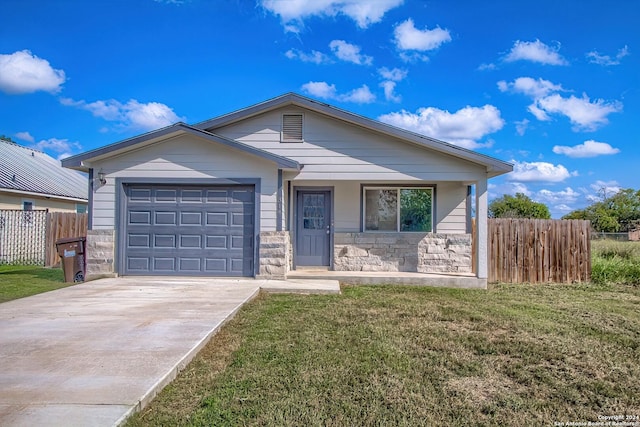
top-left (98, 170), bottom-right (106, 185)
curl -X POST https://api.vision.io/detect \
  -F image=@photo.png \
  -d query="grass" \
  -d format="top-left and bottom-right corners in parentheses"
top-left (0, 265), bottom-right (70, 303)
top-left (591, 240), bottom-right (640, 286)
top-left (127, 282), bottom-right (640, 427)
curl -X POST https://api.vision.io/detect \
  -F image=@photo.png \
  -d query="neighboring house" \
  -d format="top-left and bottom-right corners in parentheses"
top-left (0, 139), bottom-right (88, 212)
top-left (62, 93), bottom-right (512, 285)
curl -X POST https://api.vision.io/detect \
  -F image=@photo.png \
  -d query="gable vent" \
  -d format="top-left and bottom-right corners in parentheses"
top-left (282, 114), bottom-right (303, 142)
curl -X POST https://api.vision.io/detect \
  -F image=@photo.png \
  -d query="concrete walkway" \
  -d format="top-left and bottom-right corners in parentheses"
top-left (0, 277), bottom-right (339, 427)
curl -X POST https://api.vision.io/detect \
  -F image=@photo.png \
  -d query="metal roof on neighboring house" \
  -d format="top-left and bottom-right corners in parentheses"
top-left (0, 139), bottom-right (88, 201)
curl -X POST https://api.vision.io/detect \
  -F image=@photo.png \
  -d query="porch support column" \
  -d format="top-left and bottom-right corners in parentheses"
top-left (475, 176), bottom-right (488, 279)
top-left (276, 169), bottom-right (283, 231)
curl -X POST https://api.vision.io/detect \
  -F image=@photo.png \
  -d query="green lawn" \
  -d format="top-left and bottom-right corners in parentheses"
top-left (127, 282), bottom-right (640, 427)
top-left (0, 265), bottom-right (71, 303)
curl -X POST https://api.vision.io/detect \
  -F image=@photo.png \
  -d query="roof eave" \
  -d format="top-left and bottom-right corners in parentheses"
top-left (0, 187), bottom-right (88, 203)
top-left (62, 122), bottom-right (301, 172)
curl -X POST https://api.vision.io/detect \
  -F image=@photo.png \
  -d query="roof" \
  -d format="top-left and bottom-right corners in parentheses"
top-left (0, 139), bottom-right (87, 201)
top-left (62, 93), bottom-right (512, 178)
top-left (195, 93), bottom-right (513, 178)
top-left (62, 123), bottom-right (301, 172)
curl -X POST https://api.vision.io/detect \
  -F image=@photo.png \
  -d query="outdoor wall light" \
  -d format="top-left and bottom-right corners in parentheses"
top-left (97, 170), bottom-right (106, 185)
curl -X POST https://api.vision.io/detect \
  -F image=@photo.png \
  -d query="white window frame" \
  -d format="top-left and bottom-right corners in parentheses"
top-left (281, 113), bottom-right (304, 143)
top-left (362, 186), bottom-right (434, 233)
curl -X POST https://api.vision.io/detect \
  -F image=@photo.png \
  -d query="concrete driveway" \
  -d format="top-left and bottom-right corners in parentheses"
top-left (0, 277), bottom-right (265, 426)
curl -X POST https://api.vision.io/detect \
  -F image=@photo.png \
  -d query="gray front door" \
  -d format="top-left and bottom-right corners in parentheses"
top-left (296, 190), bottom-right (331, 266)
top-left (123, 184), bottom-right (254, 276)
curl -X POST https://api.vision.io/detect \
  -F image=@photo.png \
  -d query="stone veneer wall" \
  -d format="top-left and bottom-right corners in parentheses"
top-left (334, 233), bottom-right (472, 274)
top-left (258, 231), bottom-right (290, 279)
top-left (85, 229), bottom-right (116, 279)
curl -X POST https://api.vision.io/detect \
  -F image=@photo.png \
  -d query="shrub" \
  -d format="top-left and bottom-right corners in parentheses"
top-left (591, 241), bottom-right (640, 286)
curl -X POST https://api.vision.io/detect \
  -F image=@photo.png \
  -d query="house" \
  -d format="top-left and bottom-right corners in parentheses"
top-left (0, 139), bottom-right (88, 212)
top-left (62, 93), bottom-right (512, 286)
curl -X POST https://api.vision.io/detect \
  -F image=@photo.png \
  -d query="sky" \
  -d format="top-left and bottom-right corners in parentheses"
top-left (0, 0), bottom-right (638, 217)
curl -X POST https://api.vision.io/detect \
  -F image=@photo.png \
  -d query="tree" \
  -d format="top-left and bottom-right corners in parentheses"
top-left (563, 188), bottom-right (640, 232)
top-left (488, 193), bottom-right (551, 219)
top-left (0, 135), bottom-right (16, 143)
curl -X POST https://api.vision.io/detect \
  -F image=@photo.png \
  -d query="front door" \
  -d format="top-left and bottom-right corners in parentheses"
top-left (296, 190), bottom-right (331, 266)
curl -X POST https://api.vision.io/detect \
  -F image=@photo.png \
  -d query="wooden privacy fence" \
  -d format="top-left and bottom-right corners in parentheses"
top-left (44, 212), bottom-right (88, 267)
top-left (0, 210), bottom-right (87, 266)
top-left (488, 219), bottom-right (591, 284)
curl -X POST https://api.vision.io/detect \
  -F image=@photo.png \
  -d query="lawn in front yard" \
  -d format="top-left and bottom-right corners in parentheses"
top-left (127, 282), bottom-right (640, 426)
top-left (0, 265), bottom-right (70, 303)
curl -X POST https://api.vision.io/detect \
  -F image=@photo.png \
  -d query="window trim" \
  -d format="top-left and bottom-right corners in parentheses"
top-left (362, 185), bottom-right (435, 233)
top-left (281, 113), bottom-right (304, 143)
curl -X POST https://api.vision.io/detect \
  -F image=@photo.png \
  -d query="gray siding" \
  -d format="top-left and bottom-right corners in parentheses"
top-left (214, 109), bottom-right (487, 182)
top-left (90, 135), bottom-right (279, 231)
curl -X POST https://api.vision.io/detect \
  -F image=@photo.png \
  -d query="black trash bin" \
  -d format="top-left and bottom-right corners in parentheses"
top-left (55, 237), bottom-right (86, 282)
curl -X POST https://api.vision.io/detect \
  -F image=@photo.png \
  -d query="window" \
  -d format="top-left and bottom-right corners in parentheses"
top-left (281, 114), bottom-right (303, 142)
top-left (76, 203), bottom-right (87, 214)
top-left (22, 200), bottom-right (34, 225)
top-left (364, 187), bottom-right (433, 232)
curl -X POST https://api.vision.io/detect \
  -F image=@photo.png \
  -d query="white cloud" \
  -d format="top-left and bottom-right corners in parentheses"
top-left (478, 62), bottom-right (497, 71)
top-left (536, 187), bottom-right (581, 205)
top-left (497, 77), bottom-right (563, 98)
top-left (260, 0), bottom-right (403, 32)
top-left (488, 182), bottom-right (531, 200)
top-left (300, 81), bottom-right (337, 99)
top-left (527, 104), bottom-right (551, 121)
top-left (301, 81), bottom-right (375, 103)
top-left (329, 40), bottom-right (373, 65)
top-left (378, 104), bottom-right (504, 149)
top-left (555, 204), bottom-right (573, 213)
top-left (285, 49), bottom-right (331, 64)
top-left (378, 67), bottom-right (407, 81)
top-left (533, 93), bottom-right (622, 131)
top-left (378, 67), bottom-right (406, 102)
top-left (0, 50), bottom-right (66, 94)
top-left (393, 19), bottom-right (451, 53)
top-left (61, 97), bottom-right (184, 131)
top-left (499, 77), bottom-right (622, 131)
top-left (586, 180), bottom-right (621, 202)
top-left (504, 39), bottom-right (568, 65)
top-left (15, 131), bottom-right (35, 143)
top-left (515, 119), bottom-right (530, 136)
top-left (586, 45), bottom-right (629, 66)
top-left (553, 140), bottom-right (620, 158)
top-left (33, 138), bottom-right (82, 159)
top-left (508, 160), bottom-right (576, 183)
top-left (380, 81), bottom-right (401, 102)
top-left (341, 85), bottom-right (376, 103)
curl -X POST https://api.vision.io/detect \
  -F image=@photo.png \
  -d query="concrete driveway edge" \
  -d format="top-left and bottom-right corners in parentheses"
top-left (114, 286), bottom-right (261, 426)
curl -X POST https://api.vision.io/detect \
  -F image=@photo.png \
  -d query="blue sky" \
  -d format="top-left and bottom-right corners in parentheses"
top-left (1, 0), bottom-right (637, 217)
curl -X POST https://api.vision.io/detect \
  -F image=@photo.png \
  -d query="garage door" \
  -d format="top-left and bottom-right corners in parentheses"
top-left (123, 184), bottom-right (255, 276)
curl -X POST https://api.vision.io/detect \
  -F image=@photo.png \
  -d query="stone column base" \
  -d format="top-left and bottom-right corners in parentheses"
top-left (256, 231), bottom-right (290, 279)
top-left (84, 229), bottom-right (116, 280)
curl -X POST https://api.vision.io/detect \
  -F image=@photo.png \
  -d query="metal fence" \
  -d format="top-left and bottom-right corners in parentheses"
top-left (591, 232), bottom-right (631, 241)
top-left (0, 210), bottom-right (47, 265)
